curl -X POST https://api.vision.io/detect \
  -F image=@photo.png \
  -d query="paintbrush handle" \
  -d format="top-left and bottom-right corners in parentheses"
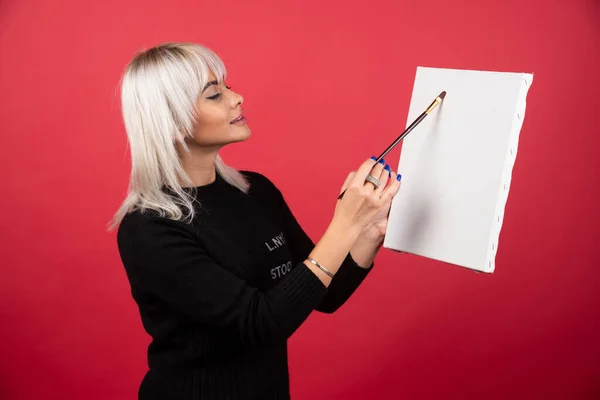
top-left (376, 111), bottom-right (427, 162)
top-left (337, 111), bottom-right (427, 200)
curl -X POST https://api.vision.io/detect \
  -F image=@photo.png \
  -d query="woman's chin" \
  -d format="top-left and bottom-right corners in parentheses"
top-left (229, 126), bottom-right (251, 143)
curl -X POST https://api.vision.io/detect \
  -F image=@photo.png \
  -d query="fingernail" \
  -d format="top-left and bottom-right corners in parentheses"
top-left (370, 156), bottom-right (377, 161)
top-left (379, 158), bottom-right (385, 164)
top-left (397, 173), bottom-right (402, 181)
top-left (385, 164), bottom-right (391, 171)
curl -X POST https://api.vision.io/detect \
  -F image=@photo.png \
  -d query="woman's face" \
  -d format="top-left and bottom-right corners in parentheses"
top-left (190, 72), bottom-right (250, 148)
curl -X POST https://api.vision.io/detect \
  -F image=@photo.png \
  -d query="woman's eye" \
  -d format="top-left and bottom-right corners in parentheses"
top-left (206, 85), bottom-right (230, 99)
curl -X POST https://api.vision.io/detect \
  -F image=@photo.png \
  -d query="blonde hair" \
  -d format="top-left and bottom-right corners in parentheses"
top-left (108, 42), bottom-right (250, 230)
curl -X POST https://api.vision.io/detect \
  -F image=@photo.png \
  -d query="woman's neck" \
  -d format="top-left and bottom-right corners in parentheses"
top-left (178, 144), bottom-right (219, 187)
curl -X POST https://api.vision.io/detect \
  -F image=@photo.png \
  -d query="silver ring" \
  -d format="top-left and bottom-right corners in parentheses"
top-left (365, 174), bottom-right (382, 188)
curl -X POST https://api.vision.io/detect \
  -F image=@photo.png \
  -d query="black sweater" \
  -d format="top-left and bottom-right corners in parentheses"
top-left (116, 171), bottom-right (374, 400)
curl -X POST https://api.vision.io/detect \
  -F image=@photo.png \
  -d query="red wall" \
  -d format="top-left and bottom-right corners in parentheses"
top-left (1, 1), bottom-right (599, 399)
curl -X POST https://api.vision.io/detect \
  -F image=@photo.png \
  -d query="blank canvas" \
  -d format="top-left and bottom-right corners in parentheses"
top-left (383, 67), bottom-right (533, 273)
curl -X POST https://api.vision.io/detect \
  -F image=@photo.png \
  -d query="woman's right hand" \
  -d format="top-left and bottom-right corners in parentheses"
top-left (333, 156), bottom-right (397, 232)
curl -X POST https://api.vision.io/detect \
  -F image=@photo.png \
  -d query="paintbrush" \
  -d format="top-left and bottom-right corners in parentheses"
top-left (338, 91), bottom-right (446, 200)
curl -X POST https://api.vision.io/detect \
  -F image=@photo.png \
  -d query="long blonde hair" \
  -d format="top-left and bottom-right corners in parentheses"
top-left (109, 42), bottom-right (250, 230)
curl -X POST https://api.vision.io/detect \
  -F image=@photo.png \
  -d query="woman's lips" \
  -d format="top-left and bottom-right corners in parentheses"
top-left (230, 114), bottom-right (247, 124)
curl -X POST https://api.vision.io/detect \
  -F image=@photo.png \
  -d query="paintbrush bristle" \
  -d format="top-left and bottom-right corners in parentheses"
top-left (439, 91), bottom-right (446, 100)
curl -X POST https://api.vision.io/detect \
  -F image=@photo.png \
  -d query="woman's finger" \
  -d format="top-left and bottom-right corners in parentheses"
top-left (374, 163), bottom-right (391, 197)
top-left (350, 156), bottom-right (379, 188)
top-left (365, 158), bottom-right (386, 191)
top-left (381, 171), bottom-right (402, 202)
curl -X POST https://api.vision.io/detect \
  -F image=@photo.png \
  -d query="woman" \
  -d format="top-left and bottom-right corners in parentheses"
top-left (111, 42), bottom-right (402, 400)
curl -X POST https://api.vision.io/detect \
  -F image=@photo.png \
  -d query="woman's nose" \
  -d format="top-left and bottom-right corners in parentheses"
top-left (231, 91), bottom-right (243, 107)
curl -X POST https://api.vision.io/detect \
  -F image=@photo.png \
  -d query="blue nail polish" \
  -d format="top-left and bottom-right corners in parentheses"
top-left (385, 164), bottom-right (391, 171)
top-left (379, 158), bottom-right (385, 164)
top-left (370, 156), bottom-right (377, 161)
top-left (397, 173), bottom-right (402, 181)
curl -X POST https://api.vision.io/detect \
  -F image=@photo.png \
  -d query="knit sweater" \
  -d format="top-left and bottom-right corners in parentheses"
top-left (116, 171), bottom-right (374, 400)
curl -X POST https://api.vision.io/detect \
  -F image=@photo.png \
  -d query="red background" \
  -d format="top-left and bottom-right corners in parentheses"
top-left (1, 0), bottom-right (599, 399)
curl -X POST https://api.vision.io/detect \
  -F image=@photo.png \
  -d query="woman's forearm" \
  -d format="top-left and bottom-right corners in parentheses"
top-left (350, 232), bottom-right (384, 268)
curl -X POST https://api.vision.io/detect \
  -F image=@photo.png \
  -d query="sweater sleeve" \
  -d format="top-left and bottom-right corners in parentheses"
top-left (117, 213), bottom-right (327, 346)
top-left (271, 182), bottom-right (374, 314)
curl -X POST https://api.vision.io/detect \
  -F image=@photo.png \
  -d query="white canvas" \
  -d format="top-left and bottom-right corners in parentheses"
top-left (383, 67), bottom-right (533, 273)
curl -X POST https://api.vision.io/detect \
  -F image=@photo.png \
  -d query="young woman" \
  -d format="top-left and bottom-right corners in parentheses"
top-left (111, 42), bottom-right (402, 400)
